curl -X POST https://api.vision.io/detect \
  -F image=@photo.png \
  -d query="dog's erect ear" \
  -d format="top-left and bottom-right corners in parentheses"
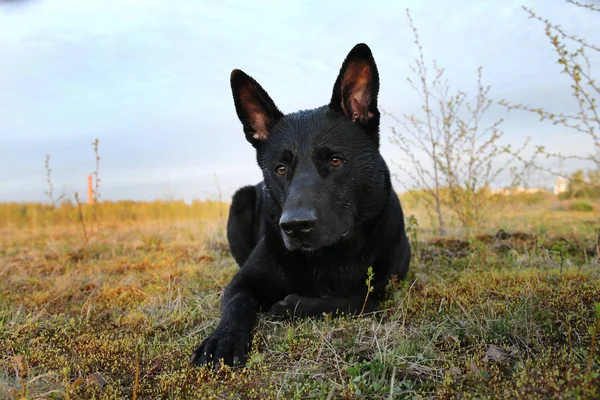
top-left (329, 43), bottom-right (380, 128)
top-left (231, 69), bottom-right (283, 146)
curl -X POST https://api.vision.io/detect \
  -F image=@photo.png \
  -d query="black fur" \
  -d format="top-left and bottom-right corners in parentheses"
top-left (190, 43), bottom-right (411, 370)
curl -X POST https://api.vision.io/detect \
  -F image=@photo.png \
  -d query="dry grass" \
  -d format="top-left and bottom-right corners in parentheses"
top-left (0, 197), bottom-right (599, 399)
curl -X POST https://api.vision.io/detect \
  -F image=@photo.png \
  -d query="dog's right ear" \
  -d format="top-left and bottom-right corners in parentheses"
top-left (231, 69), bottom-right (283, 147)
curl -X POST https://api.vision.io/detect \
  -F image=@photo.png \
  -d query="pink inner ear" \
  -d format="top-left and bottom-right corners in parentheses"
top-left (341, 61), bottom-right (374, 123)
top-left (251, 112), bottom-right (269, 140)
top-left (350, 96), bottom-right (374, 123)
top-left (240, 85), bottom-right (270, 140)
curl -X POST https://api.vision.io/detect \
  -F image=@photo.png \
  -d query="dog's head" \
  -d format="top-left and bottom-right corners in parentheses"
top-left (230, 44), bottom-right (389, 252)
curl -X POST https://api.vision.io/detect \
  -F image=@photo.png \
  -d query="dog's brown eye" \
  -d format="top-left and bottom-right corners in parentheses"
top-left (276, 165), bottom-right (287, 175)
top-left (330, 157), bottom-right (343, 167)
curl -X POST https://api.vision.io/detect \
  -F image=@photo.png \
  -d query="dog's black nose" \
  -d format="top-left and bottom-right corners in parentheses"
top-left (279, 209), bottom-right (317, 237)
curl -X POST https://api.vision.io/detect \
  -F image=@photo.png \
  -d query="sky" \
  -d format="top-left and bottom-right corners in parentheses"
top-left (0, 0), bottom-right (598, 203)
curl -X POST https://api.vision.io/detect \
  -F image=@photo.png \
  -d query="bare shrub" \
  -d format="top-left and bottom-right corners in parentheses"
top-left (387, 10), bottom-right (522, 235)
top-left (500, 1), bottom-right (599, 189)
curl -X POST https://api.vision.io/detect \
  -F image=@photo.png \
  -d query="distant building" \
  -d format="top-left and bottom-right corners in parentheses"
top-left (554, 176), bottom-right (567, 195)
top-left (491, 187), bottom-right (547, 196)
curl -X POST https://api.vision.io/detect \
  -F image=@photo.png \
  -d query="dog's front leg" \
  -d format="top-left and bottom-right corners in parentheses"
top-left (269, 293), bottom-right (380, 318)
top-left (190, 275), bottom-right (257, 370)
top-left (190, 239), bottom-right (288, 370)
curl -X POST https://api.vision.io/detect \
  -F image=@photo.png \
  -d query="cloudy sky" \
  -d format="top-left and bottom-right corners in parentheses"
top-left (0, 0), bottom-right (598, 202)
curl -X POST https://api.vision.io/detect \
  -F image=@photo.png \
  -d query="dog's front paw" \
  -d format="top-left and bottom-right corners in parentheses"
top-left (190, 329), bottom-right (251, 370)
top-left (269, 294), bottom-right (307, 318)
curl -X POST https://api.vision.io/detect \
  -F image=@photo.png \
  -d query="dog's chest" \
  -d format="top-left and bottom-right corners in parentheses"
top-left (288, 256), bottom-right (372, 297)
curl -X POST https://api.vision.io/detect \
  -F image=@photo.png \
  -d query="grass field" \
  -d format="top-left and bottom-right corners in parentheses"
top-left (1, 196), bottom-right (599, 399)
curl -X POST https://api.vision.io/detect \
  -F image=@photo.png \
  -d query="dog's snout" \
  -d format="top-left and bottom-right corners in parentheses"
top-left (279, 209), bottom-right (317, 237)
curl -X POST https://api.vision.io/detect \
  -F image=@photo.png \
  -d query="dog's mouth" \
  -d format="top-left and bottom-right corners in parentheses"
top-left (282, 235), bottom-right (318, 252)
top-left (282, 228), bottom-right (352, 252)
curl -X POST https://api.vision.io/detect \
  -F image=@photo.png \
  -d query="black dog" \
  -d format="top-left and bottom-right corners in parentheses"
top-left (191, 43), bottom-right (411, 369)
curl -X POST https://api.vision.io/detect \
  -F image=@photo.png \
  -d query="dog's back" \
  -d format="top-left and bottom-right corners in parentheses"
top-left (227, 183), bottom-right (265, 267)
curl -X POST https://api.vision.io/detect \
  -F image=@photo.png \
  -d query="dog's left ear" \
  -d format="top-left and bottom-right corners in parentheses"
top-left (329, 43), bottom-right (380, 129)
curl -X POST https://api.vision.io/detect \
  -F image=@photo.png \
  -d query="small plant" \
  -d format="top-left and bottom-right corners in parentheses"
top-left (405, 214), bottom-right (421, 265)
top-left (133, 339), bottom-right (142, 400)
top-left (44, 154), bottom-right (65, 208)
top-left (550, 240), bottom-right (567, 272)
top-left (73, 139), bottom-right (102, 255)
top-left (91, 139), bottom-right (101, 232)
top-left (359, 266), bottom-right (375, 316)
top-left (141, 233), bottom-right (164, 250)
top-left (587, 302), bottom-right (600, 374)
top-left (62, 366), bottom-right (70, 400)
top-left (570, 201), bottom-right (594, 212)
top-left (13, 355), bottom-right (28, 399)
top-left (470, 238), bottom-right (488, 271)
top-left (73, 191), bottom-right (90, 251)
top-left (346, 360), bottom-right (389, 396)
